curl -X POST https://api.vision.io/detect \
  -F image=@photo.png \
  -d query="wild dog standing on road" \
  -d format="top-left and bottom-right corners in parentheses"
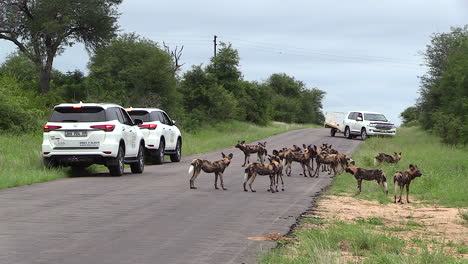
top-left (288, 144), bottom-right (315, 177)
top-left (235, 141), bottom-right (267, 167)
top-left (320, 143), bottom-right (338, 172)
top-left (271, 150), bottom-right (285, 191)
top-left (313, 146), bottom-right (341, 177)
top-left (344, 162), bottom-right (388, 194)
top-left (374, 152), bottom-right (402, 165)
top-left (243, 158), bottom-right (282, 193)
top-left (188, 152), bottom-right (234, 190)
top-left (394, 164), bottom-right (422, 204)
top-left (279, 145), bottom-right (309, 177)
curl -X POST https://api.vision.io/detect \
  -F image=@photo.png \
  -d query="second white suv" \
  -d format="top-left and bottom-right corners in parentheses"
top-left (126, 108), bottom-right (182, 164)
top-left (42, 103), bottom-right (145, 176)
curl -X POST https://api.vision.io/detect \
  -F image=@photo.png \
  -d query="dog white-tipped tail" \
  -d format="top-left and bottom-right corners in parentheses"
top-left (374, 158), bottom-right (378, 166)
top-left (188, 165), bottom-right (194, 175)
top-left (244, 172), bottom-right (248, 181)
top-left (281, 158), bottom-right (286, 167)
top-left (384, 182), bottom-right (388, 194)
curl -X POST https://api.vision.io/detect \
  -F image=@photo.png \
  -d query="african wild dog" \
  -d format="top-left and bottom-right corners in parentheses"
top-left (312, 146), bottom-right (341, 177)
top-left (345, 162), bottom-right (388, 194)
top-left (271, 150), bottom-right (285, 191)
top-left (281, 144), bottom-right (315, 177)
top-left (319, 144), bottom-right (338, 172)
top-left (235, 141), bottom-right (267, 167)
top-left (394, 164), bottom-right (422, 204)
top-left (243, 159), bottom-right (281, 193)
top-left (188, 152), bottom-right (234, 190)
top-left (374, 152), bottom-right (402, 165)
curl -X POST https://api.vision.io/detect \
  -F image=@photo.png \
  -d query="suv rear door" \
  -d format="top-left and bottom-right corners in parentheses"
top-left (47, 106), bottom-right (107, 150)
top-left (115, 108), bottom-right (138, 157)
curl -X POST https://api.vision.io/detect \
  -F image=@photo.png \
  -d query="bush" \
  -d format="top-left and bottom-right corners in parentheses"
top-left (0, 75), bottom-right (45, 133)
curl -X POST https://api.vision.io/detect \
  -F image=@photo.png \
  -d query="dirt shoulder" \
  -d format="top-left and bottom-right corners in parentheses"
top-left (311, 195), bottom-right (468, 259)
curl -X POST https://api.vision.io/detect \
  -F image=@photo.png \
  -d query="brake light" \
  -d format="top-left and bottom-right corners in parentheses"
top-left (73, 106), bottom-right (82, 109)
top-left (139, 124), bottom-right (157, 130)
top-left (90, 124), bottom-right (115, 132)
top-left (43, 125), bottom-right (62, 132)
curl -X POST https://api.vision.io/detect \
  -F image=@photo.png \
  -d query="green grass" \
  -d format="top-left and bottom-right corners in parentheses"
top-left (261, 218), bottom-right (465, 264)
top-left (0, 121), bottom-right (316, 189)
top-left (327, 127), bottom-right (468, 207)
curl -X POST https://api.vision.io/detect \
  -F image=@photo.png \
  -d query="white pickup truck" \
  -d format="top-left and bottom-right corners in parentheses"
top-left (324, 111), bottom-right (396, 140)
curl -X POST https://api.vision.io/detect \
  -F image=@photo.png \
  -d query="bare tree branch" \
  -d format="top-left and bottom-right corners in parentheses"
top-left (163, 41), bottom-right (185, 72)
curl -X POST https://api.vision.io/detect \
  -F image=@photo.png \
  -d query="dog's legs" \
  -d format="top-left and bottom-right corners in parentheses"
top-left (306, 161), bottom-right (313, 177)
top-left (242, 152), bottom-right (248, 167)
top-left (279, 171), bottom-right (285, 191)
top-left (398, 185), bottom-right (404, 203)
top-left (357, 179), bottom-right (362, 193)
top-left (313, 163), bottom-right (320, 177)
top-left (219, 172), bottom-right (227, 190)
top-left (214, 172), bottom-right (219, 190)
top-left (394, 182), bottom-right (398, 203)
top-left (189, 168), bottom-right (201, 189)
top-left (243, 172), bottom-right (250, 192)
top-left (269, 174), bottom-right (275, 193)
top-left (248, 173), bottom-right (257, 192)
top-left (406, 183), bottom-right (410, 203)
top-left (300, 162), bottom-right (308, 177)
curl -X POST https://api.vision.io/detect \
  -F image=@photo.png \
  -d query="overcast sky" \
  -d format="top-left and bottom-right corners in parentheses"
top-left (0, 0), bottom-right (467, 125)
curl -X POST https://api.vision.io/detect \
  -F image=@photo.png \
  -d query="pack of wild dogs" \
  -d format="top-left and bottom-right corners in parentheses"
top-left (188, 141), bottom-right (422, 204)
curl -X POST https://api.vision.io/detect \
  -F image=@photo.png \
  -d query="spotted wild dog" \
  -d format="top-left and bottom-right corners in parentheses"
top-left (312, 146), bottom-right (341, 177)
top-left (280, 144), bottom-right (312, 177)
top-left (319, 144), bottom-right (338, 172)
top-left (374, 152), bottom-right (402, 165)
top-left (271, 150), bottom-right (285, 191)
top-left (345, 162), bottom-right (388, 194)
top-left (243, 157), bottom-right (282, 193)
top-left (188, 152), bottom-right (234, 190)
top-left (394, 164), bottom-right (422, 204)
top-left (290, 144), bottom-right (315, 177)
top-left (235, 141), bottom-right (267, 167)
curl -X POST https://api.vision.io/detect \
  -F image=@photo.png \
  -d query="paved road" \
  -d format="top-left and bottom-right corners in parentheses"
top-left (0, 128), bottom-right (362, 264)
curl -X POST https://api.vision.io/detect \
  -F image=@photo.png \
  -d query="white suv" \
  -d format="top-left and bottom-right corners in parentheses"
top-left (343, 111), bottom-right (396, 140)
top-left (42, 103), bottom-right (145, 176)
top-left (126, 108), bottom-right (182, 164)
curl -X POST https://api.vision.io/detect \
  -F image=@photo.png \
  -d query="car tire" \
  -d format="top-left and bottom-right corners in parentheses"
top-left (43, 158), bottom-right (58, 169)
top-left (361, 128), bottom-right (368, 141)
top-left (170, 139), bottom-right (182, 162)
top-left (109, 145), bottom-right (125, 176)
top-left (330, 128), bottom-right (336, 137)
top-left (154, 140), bottom-right (165, 165)
top-left (344, 127), bottom-right (352, 139)
top-left (130, 144), bottom-right (145, 173)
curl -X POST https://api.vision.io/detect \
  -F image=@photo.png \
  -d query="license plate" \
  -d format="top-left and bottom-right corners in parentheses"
top-left (65, 131), bottom-right (88, 137)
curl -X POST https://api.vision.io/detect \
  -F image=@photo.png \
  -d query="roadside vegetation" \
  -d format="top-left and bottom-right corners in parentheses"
top-left (0, 121), bottom-right (315, 189)
top-left (400, 25), bottom-right (467, 146)
top-left (261, 127), bottom-right (468, 263)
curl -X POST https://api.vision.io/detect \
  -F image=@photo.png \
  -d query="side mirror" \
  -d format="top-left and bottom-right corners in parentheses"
top-left (172, 120), bottom-right (176, 126)
top-left (356, 116), bottom-right (363, 122)
top-left (134, 119), bottom-right (143, 126)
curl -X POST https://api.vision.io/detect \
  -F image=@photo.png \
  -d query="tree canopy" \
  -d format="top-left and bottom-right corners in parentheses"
top-left (0, 0), bottom-right (122, 93)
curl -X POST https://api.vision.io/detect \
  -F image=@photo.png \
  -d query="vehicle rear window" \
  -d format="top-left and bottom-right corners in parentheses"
top-left (49, 107), bottom-right (107, 122)
top-left (127, 110), bottom-right (151, 122)
top-left (364, 113), bottom-right (388, 122)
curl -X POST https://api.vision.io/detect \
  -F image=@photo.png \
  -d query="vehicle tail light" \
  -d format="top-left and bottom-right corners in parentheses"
top-left (73, 106), bottom-right (82, 109)
top-left (103, 151), bottom-right (112, 154)
top-left (43, 125), bottom-right (62, 132)
top-left (139, 124), bottom-right (157, 130)
top-left (90, 124), bottom-right (115, 132)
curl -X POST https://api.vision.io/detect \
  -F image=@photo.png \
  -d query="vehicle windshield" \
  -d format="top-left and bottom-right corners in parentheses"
top-left (364, 113), bottom-right (388, 122)
top-left (49, 107), bottom-right (106, 122)
top-left (127, 110), bottom-right (151, 122)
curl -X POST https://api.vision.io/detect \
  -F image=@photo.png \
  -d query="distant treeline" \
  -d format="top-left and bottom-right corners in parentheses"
top-left (0, 34), bottom-right (325, 133)
top-left (400, 25), bottom-right (467, 145)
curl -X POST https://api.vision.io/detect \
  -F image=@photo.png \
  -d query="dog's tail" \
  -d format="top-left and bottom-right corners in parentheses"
top-left (281, 158), bottom-right (286, 167)
top-left (188, 165), bottom-right (194, 175)
top-left (244, 172), bottom-right (248, 181)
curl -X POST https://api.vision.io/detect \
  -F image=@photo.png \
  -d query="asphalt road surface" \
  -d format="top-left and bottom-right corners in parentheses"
top-left (0, 128), bottom-right (363, 264)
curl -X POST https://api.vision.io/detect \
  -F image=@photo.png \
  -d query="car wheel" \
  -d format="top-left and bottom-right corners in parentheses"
top-left (154, 140), bottom-right (165, 165)
top-left (43, 158), bottom-right (58, 169)
top-left (109, 145), bottom-right (125, 176)
top-left (170, 139), bottom-right (182, 162)
top-left (330, 128), bottom-right (336, 137)
top-left (131, 144), bottom-right (145, 173)
top-left (345, 127), bottom-right (352, 139)
top-left (361, 128), bottom-right (368, 141)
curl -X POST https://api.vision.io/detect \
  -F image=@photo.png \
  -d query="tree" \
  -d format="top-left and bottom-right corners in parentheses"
top-left (399, 106), bottom-right (419, 126)
top-left (0, 0), bottom-right (122, 93)
top-left (87, 34), bottom-right (179, 112)
top-left (206, 42), bottom-right (243, 95)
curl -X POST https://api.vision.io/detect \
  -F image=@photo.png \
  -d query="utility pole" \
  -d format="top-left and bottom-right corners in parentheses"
top-left (213, 35), bottom-right (218, 58)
